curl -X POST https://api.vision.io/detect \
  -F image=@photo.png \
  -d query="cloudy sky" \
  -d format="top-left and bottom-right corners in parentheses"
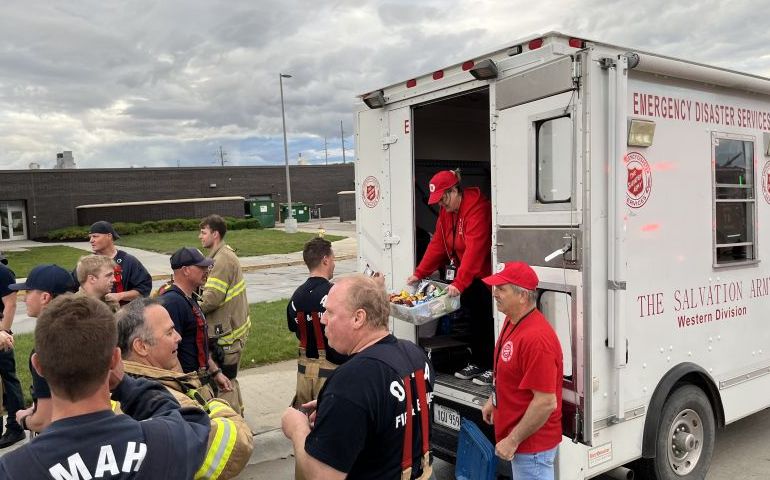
top-left (1, 0), bottom-right (768, 169)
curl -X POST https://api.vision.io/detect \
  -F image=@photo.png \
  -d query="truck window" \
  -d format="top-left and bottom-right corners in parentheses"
top-left (536, 115), bottom-right (572, 204)
top-left (713, 136), bottom-right (756, 265)
top-left (538, 290), bottom-right (573, 379)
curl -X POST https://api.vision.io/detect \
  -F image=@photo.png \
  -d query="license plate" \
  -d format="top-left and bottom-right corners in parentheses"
top-left (433, 404), bottom-right (461, 431)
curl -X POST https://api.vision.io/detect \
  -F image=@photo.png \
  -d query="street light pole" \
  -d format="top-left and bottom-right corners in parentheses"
top-left (279, 73), bottom-right (297, 233)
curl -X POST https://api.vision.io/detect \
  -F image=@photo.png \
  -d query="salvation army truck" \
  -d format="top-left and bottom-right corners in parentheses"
top-left (353, 32), bottom-right (770, 479)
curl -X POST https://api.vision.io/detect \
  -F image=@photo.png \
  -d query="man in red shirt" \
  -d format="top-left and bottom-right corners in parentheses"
top-left (480, 262), bottom-right (562, 480)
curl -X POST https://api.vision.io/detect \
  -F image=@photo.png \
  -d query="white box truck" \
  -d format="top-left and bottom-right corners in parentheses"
top-left (354, 32), bottom-right (770, 479)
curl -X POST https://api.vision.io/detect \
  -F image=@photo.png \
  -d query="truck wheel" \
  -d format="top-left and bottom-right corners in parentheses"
top-left (643, 385), bottom-right (715, 480)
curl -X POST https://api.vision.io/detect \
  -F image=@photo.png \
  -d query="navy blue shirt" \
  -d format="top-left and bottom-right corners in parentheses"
top-left (0, 264), bottom-right (15, 317)
top-left (0, 376), bottom-right (210, 479)
top-left (113, 250), bottom-right (152, 300)
top-left (161, 285), bottom-right (210, 373)
top-left (287, 277), bottom-right (348, 365)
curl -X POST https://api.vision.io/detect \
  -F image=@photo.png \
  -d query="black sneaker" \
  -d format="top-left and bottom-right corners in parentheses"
top-left (472, 370), bottom-right (494, 386)
top-left (0, 429), bottom-right (25, 449)
top-left (454, 364), bottom-right (482, 380)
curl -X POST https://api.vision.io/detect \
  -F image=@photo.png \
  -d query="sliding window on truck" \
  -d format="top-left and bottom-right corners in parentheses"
top-left (712, 133), bottom-right (757, 266)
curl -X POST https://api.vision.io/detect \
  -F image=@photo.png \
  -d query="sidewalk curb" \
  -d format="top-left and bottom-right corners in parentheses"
top-left (147, 253), bottom-right (357, 282)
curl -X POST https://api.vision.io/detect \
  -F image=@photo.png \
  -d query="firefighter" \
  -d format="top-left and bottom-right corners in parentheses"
top-left (287, 237), bottom-right (349, 408)
top-left (117, 297), bottom-right (253, 480)
top-left (282, 275), bottom-right (434, 480)
top-left (74, 254), bottom-right (119, 312)
top-left (88, 221), bottom-right (152, 306)
top-left (198, 215), bottom-right (250, 415)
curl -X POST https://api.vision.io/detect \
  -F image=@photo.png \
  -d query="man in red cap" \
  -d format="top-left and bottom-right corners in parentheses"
top-left (407, 169), bottom-right (493, 383)
top-left (480, 261), bottom-right (562, 480)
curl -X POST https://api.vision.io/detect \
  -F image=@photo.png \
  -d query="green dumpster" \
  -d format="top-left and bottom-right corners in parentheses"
top-left (279, 202), bottom-right (310, 223)
top-left (249, 199), bottom-right (276, 228)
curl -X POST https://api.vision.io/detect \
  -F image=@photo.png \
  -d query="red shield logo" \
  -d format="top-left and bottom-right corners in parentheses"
top-left (361, 176), bottom-right (380, 208)
top-left (628, 167), bottom-right (644, 197)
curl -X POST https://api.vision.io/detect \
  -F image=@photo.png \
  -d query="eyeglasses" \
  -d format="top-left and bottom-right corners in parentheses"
top-left (440, 189), bottom-right (454, 205)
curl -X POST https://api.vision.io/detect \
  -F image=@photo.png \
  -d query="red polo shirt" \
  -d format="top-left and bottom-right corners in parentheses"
top-left (493, 309), bottom-right (563, 452)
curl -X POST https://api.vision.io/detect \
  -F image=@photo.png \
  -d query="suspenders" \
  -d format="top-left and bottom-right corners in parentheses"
top-left (296, 311), bottom-right (326, 354)
top-left (357, 341), bottom-right (432, 480)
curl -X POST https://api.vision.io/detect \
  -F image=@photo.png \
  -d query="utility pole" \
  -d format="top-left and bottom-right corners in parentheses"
top-left (340, 120), bottom-right (346, 164)
top-left (324, 136), bottom-right (328, 165)
top-left (218, 146), bottom-right (228, 167)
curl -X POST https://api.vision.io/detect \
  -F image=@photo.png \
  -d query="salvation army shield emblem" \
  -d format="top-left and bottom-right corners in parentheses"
top-left (627, 167), bottom-right (644, 197)
top-left (361, 176), bottom-right (380, 208)
top-left (624, 152), bottom-right (652, 208)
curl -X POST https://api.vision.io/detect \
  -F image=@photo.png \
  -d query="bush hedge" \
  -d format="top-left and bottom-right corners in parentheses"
top-left (46, 217), bottom-right (261, 241)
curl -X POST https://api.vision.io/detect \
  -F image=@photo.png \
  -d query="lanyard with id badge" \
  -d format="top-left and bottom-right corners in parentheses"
top-left (491, 308), bottom-right (534, 407)
top-left (440, 214), bottom-right (460, 283)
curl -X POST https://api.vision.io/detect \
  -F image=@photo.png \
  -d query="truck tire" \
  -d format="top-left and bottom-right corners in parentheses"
top-left (642, 385), bottom-right (715, 480)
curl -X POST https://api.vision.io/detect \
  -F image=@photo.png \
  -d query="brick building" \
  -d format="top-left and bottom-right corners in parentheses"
top-left (0, 164), bottom-right (353, 240)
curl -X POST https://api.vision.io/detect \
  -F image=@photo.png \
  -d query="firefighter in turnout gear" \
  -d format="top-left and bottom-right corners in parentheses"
top-left (117, 297), bottom-right (253, 480)
top-left (198, 215), bottom-right (250, 414)
top-left (287, 237), bottom-right (349, 409)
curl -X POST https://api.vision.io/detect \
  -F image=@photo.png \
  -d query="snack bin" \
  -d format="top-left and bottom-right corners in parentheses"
top-left (389, 281), bottom-right (461, 326)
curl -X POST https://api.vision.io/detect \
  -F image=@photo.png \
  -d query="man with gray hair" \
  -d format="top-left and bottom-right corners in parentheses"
top-left (480, 261), bottom-right (563, 480)
top-left (117, 298), bottom-right (254, 480)
top-left (282, 275), bottom-right (434, 480)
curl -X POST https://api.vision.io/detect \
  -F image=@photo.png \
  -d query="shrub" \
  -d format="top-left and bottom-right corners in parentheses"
top-left (46, 216), bottom-right (261, 241)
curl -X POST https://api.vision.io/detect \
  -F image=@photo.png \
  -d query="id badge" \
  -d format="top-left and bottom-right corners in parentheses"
top-left (445, 264), bottom-right (456, 282)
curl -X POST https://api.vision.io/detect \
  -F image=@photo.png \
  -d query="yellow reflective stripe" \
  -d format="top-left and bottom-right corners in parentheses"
top-left (223, 279), bottom-right (245, 303)
top-left (194, 417), bottom-right (237, 480)
top-left (218, 316), bottom-right (251, 345)
top-left (205, 277), bottom-right (229, 294)
top-left (206, 400), bottom-right (229, 416)
top-left (110, 400), bottom-right (120, 412)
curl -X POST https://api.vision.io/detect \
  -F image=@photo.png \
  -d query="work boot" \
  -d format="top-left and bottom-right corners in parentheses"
top-left (0, 429), bottom-right (25, 449)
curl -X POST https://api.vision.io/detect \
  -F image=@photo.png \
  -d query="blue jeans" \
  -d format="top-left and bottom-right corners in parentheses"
top-left (511, 446), bottom-right (557, 480)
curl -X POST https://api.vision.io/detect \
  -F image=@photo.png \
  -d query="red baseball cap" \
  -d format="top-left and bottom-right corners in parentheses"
top-left (482, 261), bottom-right (539, 290)
top-left (427, 170), bottom-right (459, 205)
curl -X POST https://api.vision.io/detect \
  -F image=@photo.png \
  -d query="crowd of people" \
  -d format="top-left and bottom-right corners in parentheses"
top-left (0, 214), bottom-right (253, 479)
top-left (0, 188), bottom-right (565, 479)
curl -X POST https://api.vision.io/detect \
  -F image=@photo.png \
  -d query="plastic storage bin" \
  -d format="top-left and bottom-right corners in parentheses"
top-left (455, 418), bottom-right (498, 480)
top-left (389, 281), bottom-right (461, 325)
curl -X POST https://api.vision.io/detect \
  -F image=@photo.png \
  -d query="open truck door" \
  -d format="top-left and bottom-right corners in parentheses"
top-left (355, 105), bottom-right (417, 340)
top-left (491, 52), bottom-right (592, 463)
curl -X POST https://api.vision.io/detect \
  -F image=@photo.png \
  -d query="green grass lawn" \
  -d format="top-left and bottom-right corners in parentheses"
top-left (117, 229), bottom-right (344, 256)
top-left (241, 300), bottom-right (297, 367)
top-left (11, 299), bottom-right (296, 405)
top-left (3, 245), bottom-right (89, 278)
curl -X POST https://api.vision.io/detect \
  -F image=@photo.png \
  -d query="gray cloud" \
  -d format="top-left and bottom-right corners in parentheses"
top-left (1, 0), bottom-right (768, 169)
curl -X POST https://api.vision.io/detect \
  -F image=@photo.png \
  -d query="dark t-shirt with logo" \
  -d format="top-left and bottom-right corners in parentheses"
top-left (286, 277), bottom-right (348, 365)
top-left (304, 335), bottom-right (433, 479)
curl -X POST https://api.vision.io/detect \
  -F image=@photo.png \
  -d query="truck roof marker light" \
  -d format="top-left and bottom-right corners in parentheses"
top-left (462, 60), bottom-right (474, 71)
top-left (406, 79), bottom-right (417, 88)
top-left (362, 90), bottom-right (386, 109)
top-left (528, 38), bottom-right (544, 50)
top-left (433, 70), bottom-right (444, 80)
top-left (568, 38), bottom-right (584, 48)
top-left (628, 119), bottom-right (656, 147)
top-left (469, 59), bottom-right (498, 80)
top-left (506, 45), bottom-right (523, 56)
